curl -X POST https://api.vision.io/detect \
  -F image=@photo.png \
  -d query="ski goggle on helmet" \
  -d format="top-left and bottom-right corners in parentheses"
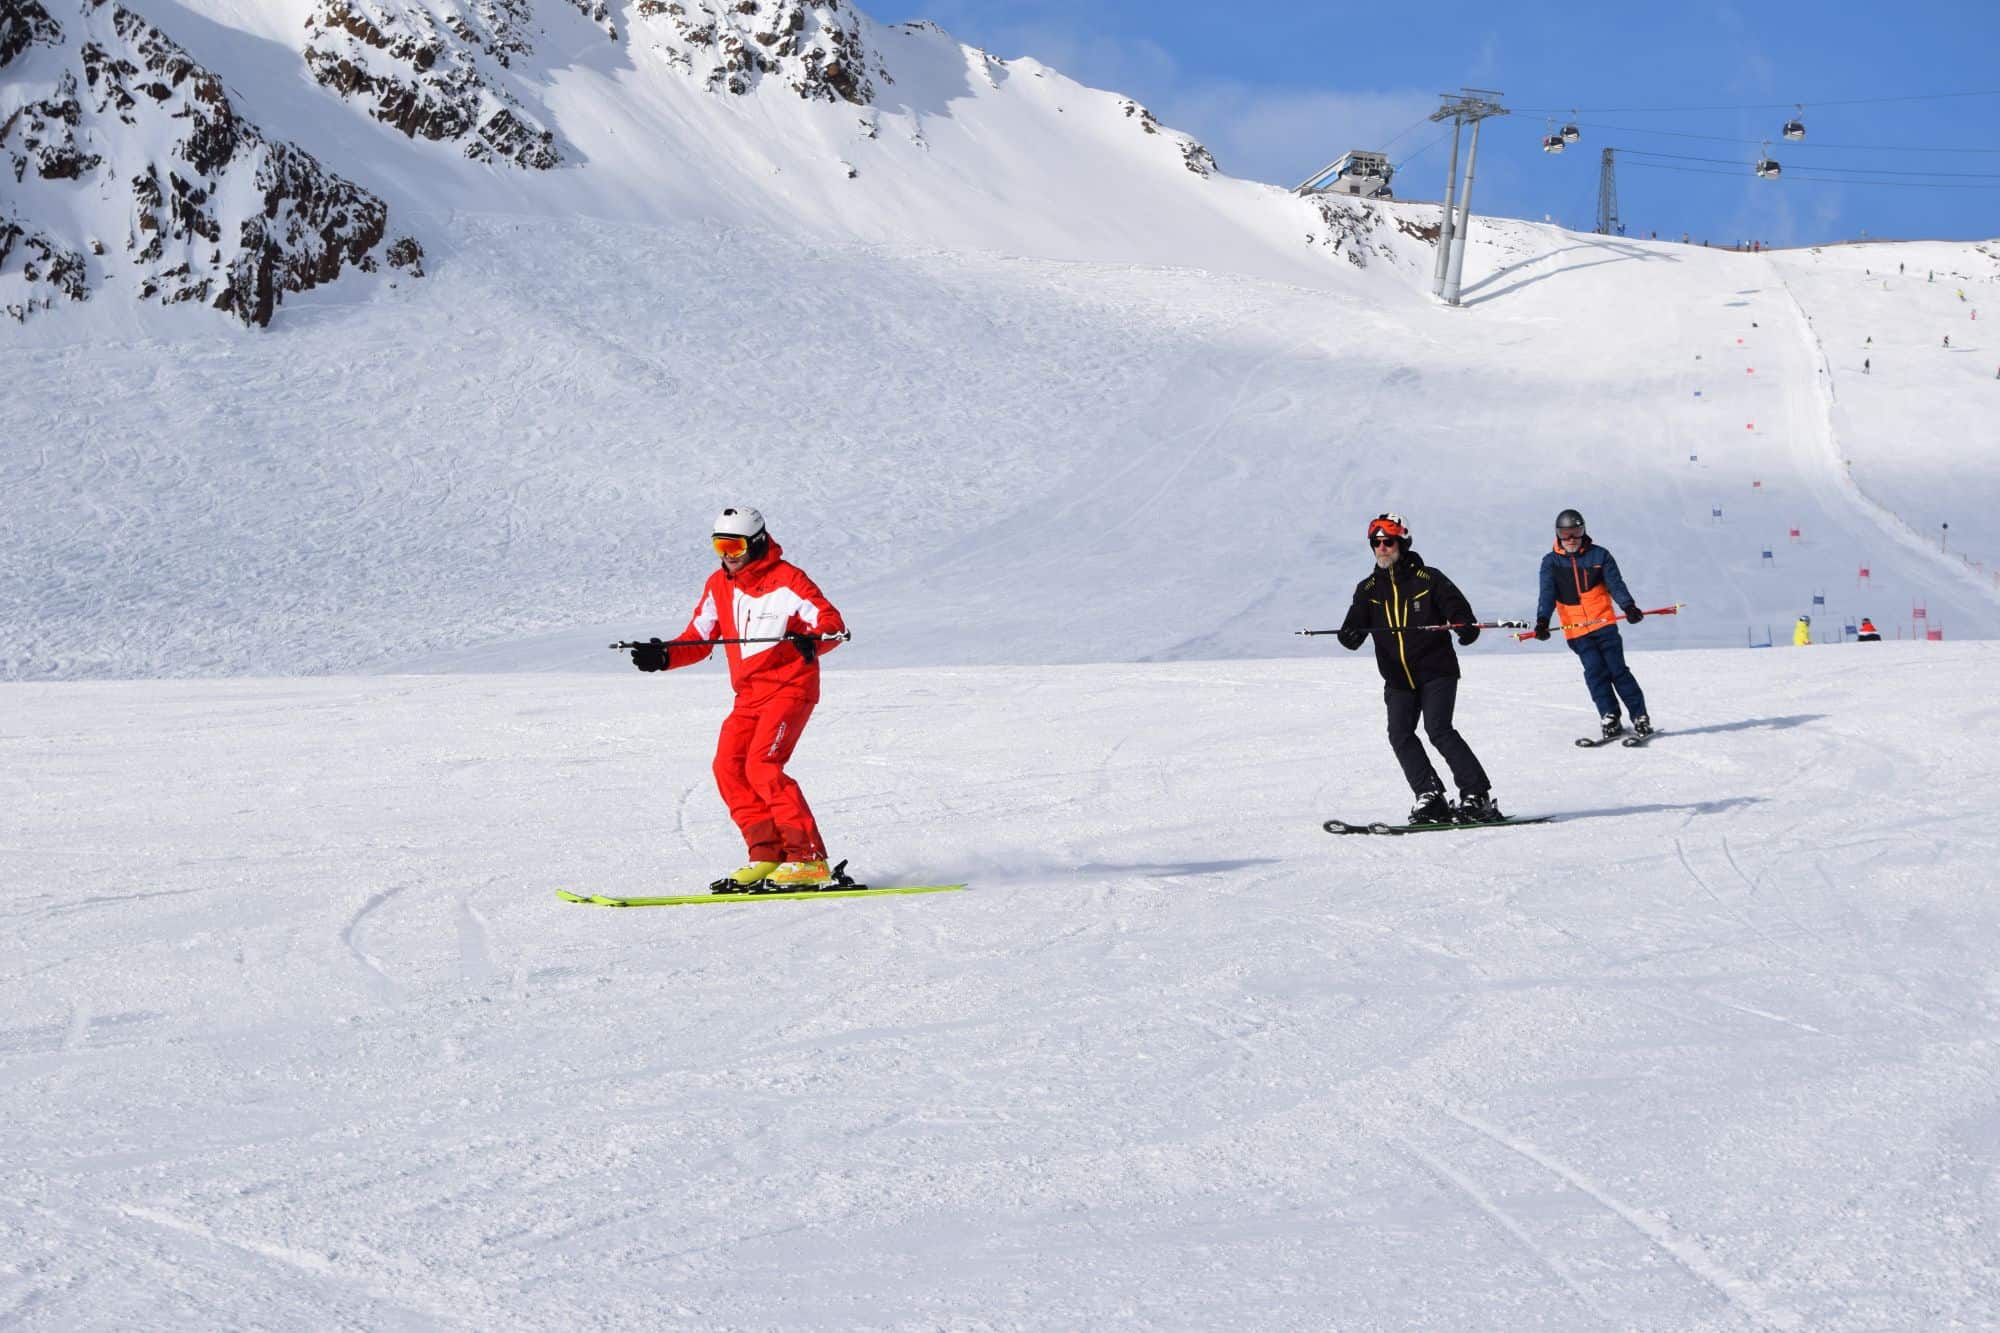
top-left (1367, 513), bottom-right (1409, 549)
top-left (711, 505), bottom-right (766, 559)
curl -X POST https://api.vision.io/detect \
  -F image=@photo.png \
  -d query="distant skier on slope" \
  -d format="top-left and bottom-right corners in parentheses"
top-left (1858, 617), bottom-right (1882, 642)
top-left (1335, 514), bottom-right (1503, 825)
top-left (629, 506), bottom-right (847, 890)
top-left (1534, 509), bottom-right (1654, 743)
top-left (1794, 615), bottom-right (1812, 646)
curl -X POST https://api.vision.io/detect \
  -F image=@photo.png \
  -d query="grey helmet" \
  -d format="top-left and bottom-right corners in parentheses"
top-left (1554, 508), bottom-right (1586, 532)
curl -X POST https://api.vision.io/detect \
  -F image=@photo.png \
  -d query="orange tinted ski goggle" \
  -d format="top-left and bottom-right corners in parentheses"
top-left (711, 534), bottom-right (752, 559)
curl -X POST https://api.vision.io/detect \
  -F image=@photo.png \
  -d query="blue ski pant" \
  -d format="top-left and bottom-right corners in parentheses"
top-left (1567, 626), bottom-right (1648, 722)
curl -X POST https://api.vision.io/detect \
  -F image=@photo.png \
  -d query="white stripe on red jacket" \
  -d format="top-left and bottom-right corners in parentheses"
top-left (664, 538), bottom-right (845, 696)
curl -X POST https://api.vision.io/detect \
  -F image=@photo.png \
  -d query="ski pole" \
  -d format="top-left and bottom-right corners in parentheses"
top-left (1513, 603), bottom-right (1684, 642)
top-left (1296, 620), bottom-right (1532, 636)
top-left (610, 630), bottom-right (852, 651)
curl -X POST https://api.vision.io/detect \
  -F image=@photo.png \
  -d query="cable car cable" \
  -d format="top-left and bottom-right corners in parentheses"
top-left (1617, 148), bottom-right (2000, 178)
top-left (1510, 88), bottom-right (2000, 115)
top-left (1619, 161), bottom-right (2000, 189)
top-left (1567, 122), bottom-right (2000, 154)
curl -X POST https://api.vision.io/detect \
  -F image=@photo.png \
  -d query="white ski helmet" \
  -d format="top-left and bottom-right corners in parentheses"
top-left (712, 506), bottom-right (766, 539)
top-left (1367, 512), bottom-right (1410, 547)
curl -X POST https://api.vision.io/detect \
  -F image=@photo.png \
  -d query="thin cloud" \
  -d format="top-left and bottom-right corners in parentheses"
top-left (891, 9), bottom-right (1435, 188)
top-left (1159, 85), bottom-right (1443, 187)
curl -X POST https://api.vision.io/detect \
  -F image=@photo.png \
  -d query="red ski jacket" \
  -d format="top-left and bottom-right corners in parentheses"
top-left (663, 539), bottom-right (845, 698)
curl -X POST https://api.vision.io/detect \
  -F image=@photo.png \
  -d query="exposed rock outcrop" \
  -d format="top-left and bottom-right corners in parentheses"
top-left (1304, 198), bottom-right (1415, 272)
top-left (636, 0), bottom-right (882, 104)
top-left (1119, 97), bottom-right (1215, 177)
top-left (302, 0), bottom-right (562, 168)
top-left (1, 0), bottom-right (63, 68)
top-left (2, 2), bottom-right (410, 327)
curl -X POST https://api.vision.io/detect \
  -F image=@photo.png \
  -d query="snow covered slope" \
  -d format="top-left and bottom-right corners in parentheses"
top-left (1769, 240), bottom-right (2000, 615)
top-left (7, 647), bottom-right (2000, 1327)
top-left (3, 2), bottom-right (1997, 678)
top-left (3, 213), bottom-right (1995, 678)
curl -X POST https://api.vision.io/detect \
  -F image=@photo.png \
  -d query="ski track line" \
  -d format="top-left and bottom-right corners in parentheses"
top-left (1388, 1133), bottom-right (1609, 1321)
top-left (1696, 992), bottom-right (1825, 1036)
top-left (39, 884), bottom-right (212, 919)
top-left (339, 884), bottom-right (411, 997)
top-left (1681, 822), bottom-right (1953, 1028)
top-left (1437, 1106), bottom-right (1806, 1331)
top-left (1720, 833), bottom-right (1832, 953)
top-left (1673, 837), bottom-right (1816, 967)
top-left (114, 1203), bottom-right (465, 1326)
top-left (671, 779), bottom-right (702, 857)
top-left (456, 894), bottom-right (497, 988)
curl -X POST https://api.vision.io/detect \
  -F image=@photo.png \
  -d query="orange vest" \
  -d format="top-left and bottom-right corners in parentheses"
top-left (1549, 542), bottom-right (1618, 640)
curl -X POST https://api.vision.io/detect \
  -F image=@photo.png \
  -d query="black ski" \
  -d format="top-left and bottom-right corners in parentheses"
top-left (1574, 733), bottom-right (1622, 748)
top-left (1620, 730), bottom-right (1661, 747)
top-left (1324, 816), bottom-right (1554, 836)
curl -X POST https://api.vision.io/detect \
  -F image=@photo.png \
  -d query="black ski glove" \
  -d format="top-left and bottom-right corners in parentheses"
top-left (629, 638), bottom-right (668, 672)
top-left (1335, 628), bottom-right (1367, 651)
top-left (1533, 618), bottom-right (1551, 641)
top-left (789, 632), bottom-right (819, 665)
top-left (1456, 624), bottom-right (1481, 646)
top-left (1624, 604), bottom-right (1644, 624)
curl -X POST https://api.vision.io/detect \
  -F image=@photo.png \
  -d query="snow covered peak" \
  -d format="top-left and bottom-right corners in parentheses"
top-left (5, 0), bottom-right (1415, 328)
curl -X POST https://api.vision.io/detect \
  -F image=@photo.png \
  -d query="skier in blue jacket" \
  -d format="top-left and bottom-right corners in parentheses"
top-left (1534, 509), bottom-right (1653, 742)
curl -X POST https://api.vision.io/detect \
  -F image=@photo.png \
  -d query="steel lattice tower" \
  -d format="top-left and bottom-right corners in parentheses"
top-left (1596, 148), bottom-right (1622, 236)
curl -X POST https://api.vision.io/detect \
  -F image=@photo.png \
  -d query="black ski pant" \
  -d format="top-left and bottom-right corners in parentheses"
top-left (1385, 677), bottom-right (1490, 798)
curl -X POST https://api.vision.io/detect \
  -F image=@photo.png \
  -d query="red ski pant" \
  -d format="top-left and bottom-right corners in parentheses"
top-left (713, 688), bottom-right (825, 862)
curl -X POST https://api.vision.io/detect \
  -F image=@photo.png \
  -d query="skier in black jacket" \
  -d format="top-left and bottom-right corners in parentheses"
top-left (1337, 514), bottom-right (1502, 824)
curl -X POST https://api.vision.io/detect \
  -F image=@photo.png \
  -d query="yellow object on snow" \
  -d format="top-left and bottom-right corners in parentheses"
top-left (1794, 618), bottom-right (1812, 646)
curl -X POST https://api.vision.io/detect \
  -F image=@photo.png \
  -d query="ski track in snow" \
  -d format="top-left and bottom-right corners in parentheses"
top-left (7, 649), bottom-right (2000, 1326)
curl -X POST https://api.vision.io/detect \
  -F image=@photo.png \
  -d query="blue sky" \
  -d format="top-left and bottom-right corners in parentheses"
top-left (876, 1), bottom-right (2000, 246)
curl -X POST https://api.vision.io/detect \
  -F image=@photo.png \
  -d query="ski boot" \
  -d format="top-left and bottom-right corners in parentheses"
top-left (1456, 791), bottom-right (1505, 824)
top-left (767, 858), bottom-right (834, 889)
top-left (709, 861), bottom-right (781, 894)
top-left (1632, 715), bottom-right (1654, 738)
top-left (1409, 789), bottom-right (1453, 826)
top-left (1598, 714), bottom-right (1625, 743)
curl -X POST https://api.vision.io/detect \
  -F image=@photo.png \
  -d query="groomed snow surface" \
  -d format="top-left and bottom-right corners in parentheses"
top-left (7, 645), bottom-right (1999, 1328)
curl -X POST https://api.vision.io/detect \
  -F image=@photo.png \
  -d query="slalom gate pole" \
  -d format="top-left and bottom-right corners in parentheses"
top-left (1296, 620), bottom-right (1532, 636)
top-left (610, 630), bottom-right (852, 651)
top-left (1512, 603), bottom-right (1684, 642)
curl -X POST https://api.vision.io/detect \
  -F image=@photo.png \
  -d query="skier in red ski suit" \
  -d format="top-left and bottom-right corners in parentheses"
top-left (629, 507), bottom-right (845, 889)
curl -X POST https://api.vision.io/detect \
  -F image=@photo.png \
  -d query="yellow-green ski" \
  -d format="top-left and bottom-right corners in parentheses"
top-left (556, 884), bottom-right (966, 907)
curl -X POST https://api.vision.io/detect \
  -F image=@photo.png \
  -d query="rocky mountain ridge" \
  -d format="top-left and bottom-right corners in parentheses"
top-left (3, 0), bottom-right (1392, 328)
